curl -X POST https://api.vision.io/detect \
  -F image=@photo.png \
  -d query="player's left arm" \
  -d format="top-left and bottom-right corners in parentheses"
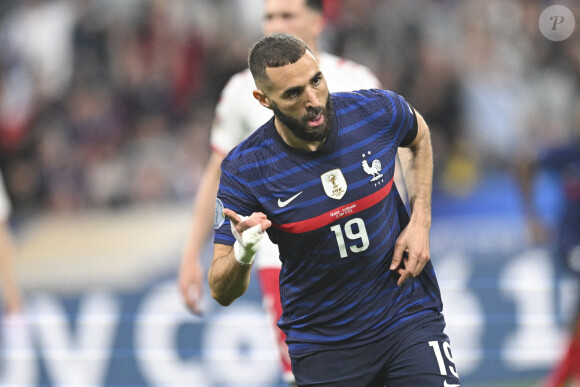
top-left (390, 109), bottom-right (433, 286)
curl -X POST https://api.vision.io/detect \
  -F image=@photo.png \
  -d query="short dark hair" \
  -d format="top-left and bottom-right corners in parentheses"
top-left (248, 33), bottom-right (314, 90)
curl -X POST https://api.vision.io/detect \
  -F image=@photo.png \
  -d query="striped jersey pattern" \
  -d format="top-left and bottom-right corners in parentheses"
top-left (214, 89), bottom-right (443, 354)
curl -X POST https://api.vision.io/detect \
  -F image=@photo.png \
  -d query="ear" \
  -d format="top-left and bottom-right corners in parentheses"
top-left (253, 89), bottom-right (272, 110)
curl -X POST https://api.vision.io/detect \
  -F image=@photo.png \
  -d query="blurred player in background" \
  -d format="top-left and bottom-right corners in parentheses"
top-left (178, 0), bottom-right (410, 383)
top-left (0, 169), bottom-right (28, 381)
top-left (0, 170), bottom-right (22, 317)
top-left (518, 105), bottom-right (580, 387)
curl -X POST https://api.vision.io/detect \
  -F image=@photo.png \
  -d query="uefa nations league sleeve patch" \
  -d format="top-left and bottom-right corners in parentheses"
top-left (213, 198), bottom-right (225, 229)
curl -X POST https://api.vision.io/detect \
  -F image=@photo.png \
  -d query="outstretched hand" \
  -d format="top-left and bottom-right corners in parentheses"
top-left (390, 220), bottom-right (430, 286)
top-left (223, 209), bottom-right (272, 236)
top-left (223, 209), bottom-right (271, 266)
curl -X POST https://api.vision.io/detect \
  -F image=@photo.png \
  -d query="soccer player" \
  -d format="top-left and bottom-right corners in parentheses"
top-left (517, 124), bottom-right (580, 387)
top-left (0, 171), bottom-right (22, 316)
top-left (209, 33), bottom-right (460, 386)
top-left (178, 0), bottom-right (409, 383)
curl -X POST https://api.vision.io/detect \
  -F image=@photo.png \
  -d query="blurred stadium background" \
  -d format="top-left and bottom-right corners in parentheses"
top-left (0, 0), bottom-right (578, 385)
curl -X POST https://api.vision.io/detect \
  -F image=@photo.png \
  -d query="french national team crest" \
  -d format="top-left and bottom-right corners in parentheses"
top-left (321, 169), bottom-right (347, 200)
top-left (361, 150), bottom-right (384, 185)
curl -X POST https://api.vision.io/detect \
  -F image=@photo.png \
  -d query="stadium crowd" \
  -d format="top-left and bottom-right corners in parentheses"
top-left (0, 0), bottom-right (578, 218)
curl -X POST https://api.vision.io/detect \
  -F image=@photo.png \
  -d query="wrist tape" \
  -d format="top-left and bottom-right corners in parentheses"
top-left (231, 216), bottom-right (264, 266)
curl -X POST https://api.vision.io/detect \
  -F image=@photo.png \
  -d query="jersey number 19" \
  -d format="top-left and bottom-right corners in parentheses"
top-left (330, 218), bottom-right (369, 259)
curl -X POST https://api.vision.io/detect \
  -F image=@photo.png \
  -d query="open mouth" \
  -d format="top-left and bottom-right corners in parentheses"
top-left (308, 113), bottom-right (324, 127)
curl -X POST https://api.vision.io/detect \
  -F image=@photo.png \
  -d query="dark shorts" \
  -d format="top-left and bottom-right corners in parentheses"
top-left (290, 314), bottom-right (461, 387)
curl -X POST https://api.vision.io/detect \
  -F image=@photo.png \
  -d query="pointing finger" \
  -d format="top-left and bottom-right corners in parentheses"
top-left (223, 208), bottom-right (240, 224)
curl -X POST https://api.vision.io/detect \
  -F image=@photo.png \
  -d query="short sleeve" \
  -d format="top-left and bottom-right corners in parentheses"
top-left (400, 105), bottom-right (418, 147)
top-left (213, 160), bottom-right (260, 246)
top-left (376, 90), bottom-right (417, 147)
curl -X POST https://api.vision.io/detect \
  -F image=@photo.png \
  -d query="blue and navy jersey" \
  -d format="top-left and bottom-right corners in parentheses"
top-left (214, 89), bottom-right (443, 353)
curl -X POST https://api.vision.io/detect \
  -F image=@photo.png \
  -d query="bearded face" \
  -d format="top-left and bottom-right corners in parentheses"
top-left (271, 95), bottom-right (334, 142)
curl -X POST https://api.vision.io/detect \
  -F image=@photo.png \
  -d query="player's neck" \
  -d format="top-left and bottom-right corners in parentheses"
top-left (274, 120), bottom-right (326, 152)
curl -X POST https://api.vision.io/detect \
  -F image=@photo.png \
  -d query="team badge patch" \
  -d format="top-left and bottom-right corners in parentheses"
top-left (321, 169), bottom-right (347, 200)
top-left (361, 151), bottom-right (384, 184)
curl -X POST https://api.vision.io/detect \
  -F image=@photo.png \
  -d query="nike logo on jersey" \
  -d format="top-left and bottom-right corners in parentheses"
top-left (443, 381), bottom-right (460, 387)
top-left (278, 191), bottom-right (303, 207)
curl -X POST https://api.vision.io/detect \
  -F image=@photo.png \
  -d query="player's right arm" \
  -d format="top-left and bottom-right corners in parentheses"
top-left (208, 243), bottom-right (252, 306)
top-left (209, 209), bottom-right (271, 306)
